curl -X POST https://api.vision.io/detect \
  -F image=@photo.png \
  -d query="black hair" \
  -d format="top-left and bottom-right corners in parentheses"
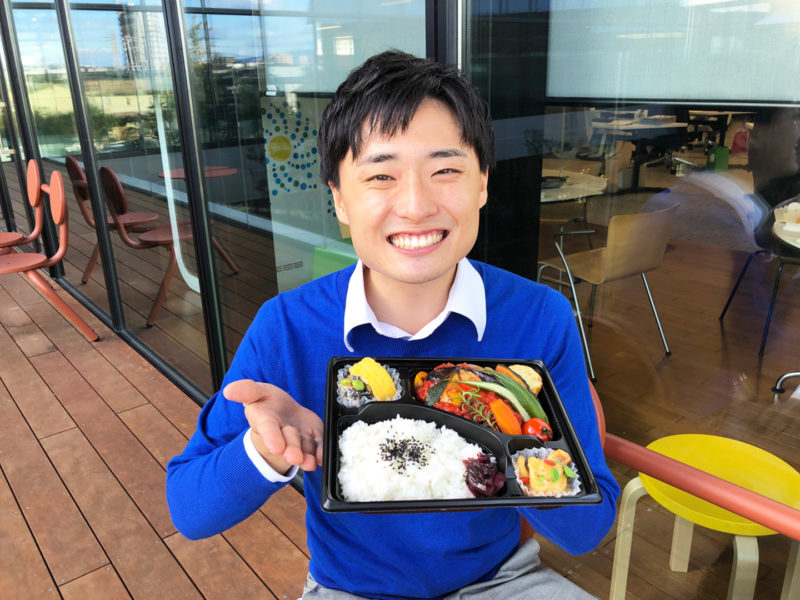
top-left (318, 50), bottom-right (494, 188)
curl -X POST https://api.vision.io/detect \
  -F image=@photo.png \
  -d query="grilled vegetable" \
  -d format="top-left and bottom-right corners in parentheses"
top-left (495, 364), bottom-right (525, 387)
top-left (486, 368), bottom-right (549, 424)
top-left (460, 390), bottom-right (499, 431)
top-left (489, 399), bottom-right (522, 435)
top-left (508, 364), bottom-right (543, 395)
top-left (424, 381), bottom-right (448, 406)
top-left (452, 379), bottom-right (533, 422)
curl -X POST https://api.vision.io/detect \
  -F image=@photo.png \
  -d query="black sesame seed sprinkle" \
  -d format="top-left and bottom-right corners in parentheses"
top-left (378, 435), bottom-right (434, 475)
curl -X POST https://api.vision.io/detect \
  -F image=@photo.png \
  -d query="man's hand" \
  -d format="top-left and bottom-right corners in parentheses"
top-left (224, 379), bottom-right (324, 474)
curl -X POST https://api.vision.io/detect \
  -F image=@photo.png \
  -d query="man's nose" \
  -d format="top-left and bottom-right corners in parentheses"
top-left (395, 172), bottom-right (437, 219)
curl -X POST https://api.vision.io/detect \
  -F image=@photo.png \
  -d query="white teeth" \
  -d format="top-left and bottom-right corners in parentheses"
top-left (390, 231), bottom-right (444, 249)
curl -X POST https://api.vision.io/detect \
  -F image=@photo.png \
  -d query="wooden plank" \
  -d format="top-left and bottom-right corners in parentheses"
top-left (89, 334), bottom-right (201, 438)
top-left (0, 285), bottom-right (56, 357)
top-left (260, 486), bottom-right (309, 556)
top-left (42, 427), bottom-right (201, 599)
top-left (31, 351), bottom-right (176, 537)
top-left (165, 532), bottom-right (275, 600)
top-left (0, 379), bottom-right (107, 584)
top-left (22, 298), bottom-right (148, 414)
top-left (0, 322), bottom-right (76, 439)
top-left (0, 468), bottom-right (59, 599)
top-left (59, 566), bottom-right (131, 600)
top-left (222, 511), bottom-right (309, 600)
top-left (118, 404), bottom-right (190, 468)
top-left (134, 323), bottom-right (214, 395)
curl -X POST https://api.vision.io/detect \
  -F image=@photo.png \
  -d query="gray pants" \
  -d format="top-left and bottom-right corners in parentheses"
top-left (301, 538), bottom-right (597, 600)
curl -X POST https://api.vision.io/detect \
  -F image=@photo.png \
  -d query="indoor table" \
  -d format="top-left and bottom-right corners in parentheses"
top-left (591, 120), bottom-right (689, 191)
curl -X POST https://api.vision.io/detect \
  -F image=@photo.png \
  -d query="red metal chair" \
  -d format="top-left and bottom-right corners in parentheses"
top-left (0, 162), bottom-right (99, 341)
top-left (65, 155), bottom-right (159, 283)
top-left (0, 160), bottom-right (46, 254)
top-left (98, 165), bottom-right (239, 326)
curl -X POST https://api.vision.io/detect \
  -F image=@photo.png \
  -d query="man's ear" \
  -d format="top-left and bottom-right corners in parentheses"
top-left (329, 183), bottom-right (350, 225)
top-left (478, 169), bottom-right (489, 209)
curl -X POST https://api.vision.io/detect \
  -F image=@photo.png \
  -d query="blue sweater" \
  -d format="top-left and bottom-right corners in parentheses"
top-left (166, 261), bottom-right (620, 600)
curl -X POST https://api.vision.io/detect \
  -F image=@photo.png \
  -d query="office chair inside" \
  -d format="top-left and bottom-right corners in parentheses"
top-left (537, 203), bottom-right (679, 380)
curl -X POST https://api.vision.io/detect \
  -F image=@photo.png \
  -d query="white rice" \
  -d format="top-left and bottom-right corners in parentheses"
top-left (338, 416), bottom-right (484, 501)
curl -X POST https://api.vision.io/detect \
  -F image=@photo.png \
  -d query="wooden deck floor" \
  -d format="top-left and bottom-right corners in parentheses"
top-left (0, 269), bottom-right (309, 599)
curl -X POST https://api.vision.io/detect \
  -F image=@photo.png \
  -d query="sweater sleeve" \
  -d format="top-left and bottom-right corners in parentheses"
top-left (516, 290), bottom-right (620, 555)
top-left (166, 305), bottom-right (289, 540)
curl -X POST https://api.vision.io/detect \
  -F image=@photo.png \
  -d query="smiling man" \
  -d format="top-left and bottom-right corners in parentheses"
top-left (167, 51), bottom-right (619, 600)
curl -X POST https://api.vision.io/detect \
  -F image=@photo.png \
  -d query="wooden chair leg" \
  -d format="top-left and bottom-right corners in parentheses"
top-left (82, 243), bottom-right (100, 283)
top-left (669, 515), bottom-right (694, 571)
top-left (610, 477), bottom-right (648, 599)
top-left (729, 535), bottom-right (758, 600)
top-left (147, 248), bottom-right (178, 327)
top-left (211, 237), bottom-right (239, 273)
top-left (25, 270), bottom-right (99, 341)
top-left (780, 539), bottom-right (799, 600)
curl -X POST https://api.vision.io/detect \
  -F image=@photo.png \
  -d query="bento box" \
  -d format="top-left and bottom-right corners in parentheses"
top-left (321, 357), bottom-right (602, 513)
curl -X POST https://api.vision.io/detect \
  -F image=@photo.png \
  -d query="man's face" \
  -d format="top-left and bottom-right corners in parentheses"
top-left (331, 98), bottom-right (488, 294)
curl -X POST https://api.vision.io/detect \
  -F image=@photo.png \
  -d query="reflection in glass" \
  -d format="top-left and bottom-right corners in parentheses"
top-left (14, 9), bottom-right (78, 158)
top-left (7, 0), bottom-right (426, 392)
top-left (66, 1), bottom-right (214, 393)
top-left (177, 1), bottom-right (426, 364)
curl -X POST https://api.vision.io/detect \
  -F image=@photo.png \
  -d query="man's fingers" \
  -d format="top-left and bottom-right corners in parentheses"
top-left (298, 434), bottom-right (321, 471)
top-left (280, 426), bottom-right (305, 466)
top-left (223, 379), bottom-right (267, 405)
top-left (253, 415), bottom-right (286, 456)
top-left (315, 438), bottom-right (324, 467)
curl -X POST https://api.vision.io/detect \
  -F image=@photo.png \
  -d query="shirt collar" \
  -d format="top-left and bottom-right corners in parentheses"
top-left (343, 258), bottom-right (486, 351)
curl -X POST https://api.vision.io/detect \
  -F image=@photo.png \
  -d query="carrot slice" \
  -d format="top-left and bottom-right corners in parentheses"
top-left (495, 364), bottom-right (525, 387)
top-left (489, 399), bottom-right (522, 435)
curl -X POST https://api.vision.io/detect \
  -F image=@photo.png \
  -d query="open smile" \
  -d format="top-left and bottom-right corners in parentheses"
top-left (388, 230), bottom-right (448, 250)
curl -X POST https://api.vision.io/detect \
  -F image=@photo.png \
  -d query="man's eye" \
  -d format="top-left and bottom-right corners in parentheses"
top-left (435, 168), bottom-right (460, 175)
top-left (368, 174), bottom-right (393, 181)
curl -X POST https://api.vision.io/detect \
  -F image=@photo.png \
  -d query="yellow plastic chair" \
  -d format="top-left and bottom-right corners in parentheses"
top-left (536, 203), bottom-right (679, 380)
top-left (610, 434), bottom-right (800, 600)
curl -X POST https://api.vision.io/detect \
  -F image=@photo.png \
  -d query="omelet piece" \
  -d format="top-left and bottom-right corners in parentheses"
top-left (348, 357), bottom-right (397, 401)
top-left (525, 455), bottom-right (570, 495)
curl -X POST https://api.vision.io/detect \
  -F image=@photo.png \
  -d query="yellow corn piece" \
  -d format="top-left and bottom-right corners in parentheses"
top-left (349, 357), bottom-right (397, 401)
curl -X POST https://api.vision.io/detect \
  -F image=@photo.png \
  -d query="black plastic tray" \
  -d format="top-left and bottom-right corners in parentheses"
top-left (321, 357), bottom-right (602, 513)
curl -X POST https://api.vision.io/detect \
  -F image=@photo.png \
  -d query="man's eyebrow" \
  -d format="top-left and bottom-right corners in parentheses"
top-left (356, 147), bottom-right (468, 166)
top-left (357, 152), bottom-right (395, 166)
top-left (430, 148), bottom-right (467, 159)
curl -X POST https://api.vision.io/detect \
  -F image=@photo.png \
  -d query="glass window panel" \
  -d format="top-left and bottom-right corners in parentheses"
top-left (13, 9), bottom-right (79, 159)
top-left (260, 0), bottom-right (311, 11)
top-left (465, 0), bottom-right (800, 453)
top-left (547, 0), bottom-right (800, 103)
top-left (177, 0), bottom-right (426, 367)
top-left (68, 1), bottom-right (214, 394)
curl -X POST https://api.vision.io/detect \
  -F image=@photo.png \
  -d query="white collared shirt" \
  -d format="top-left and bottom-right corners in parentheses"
top-left (343, 257), bottom-right (486, 351)
top-left (246, 257), bottom-right (487, 482)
